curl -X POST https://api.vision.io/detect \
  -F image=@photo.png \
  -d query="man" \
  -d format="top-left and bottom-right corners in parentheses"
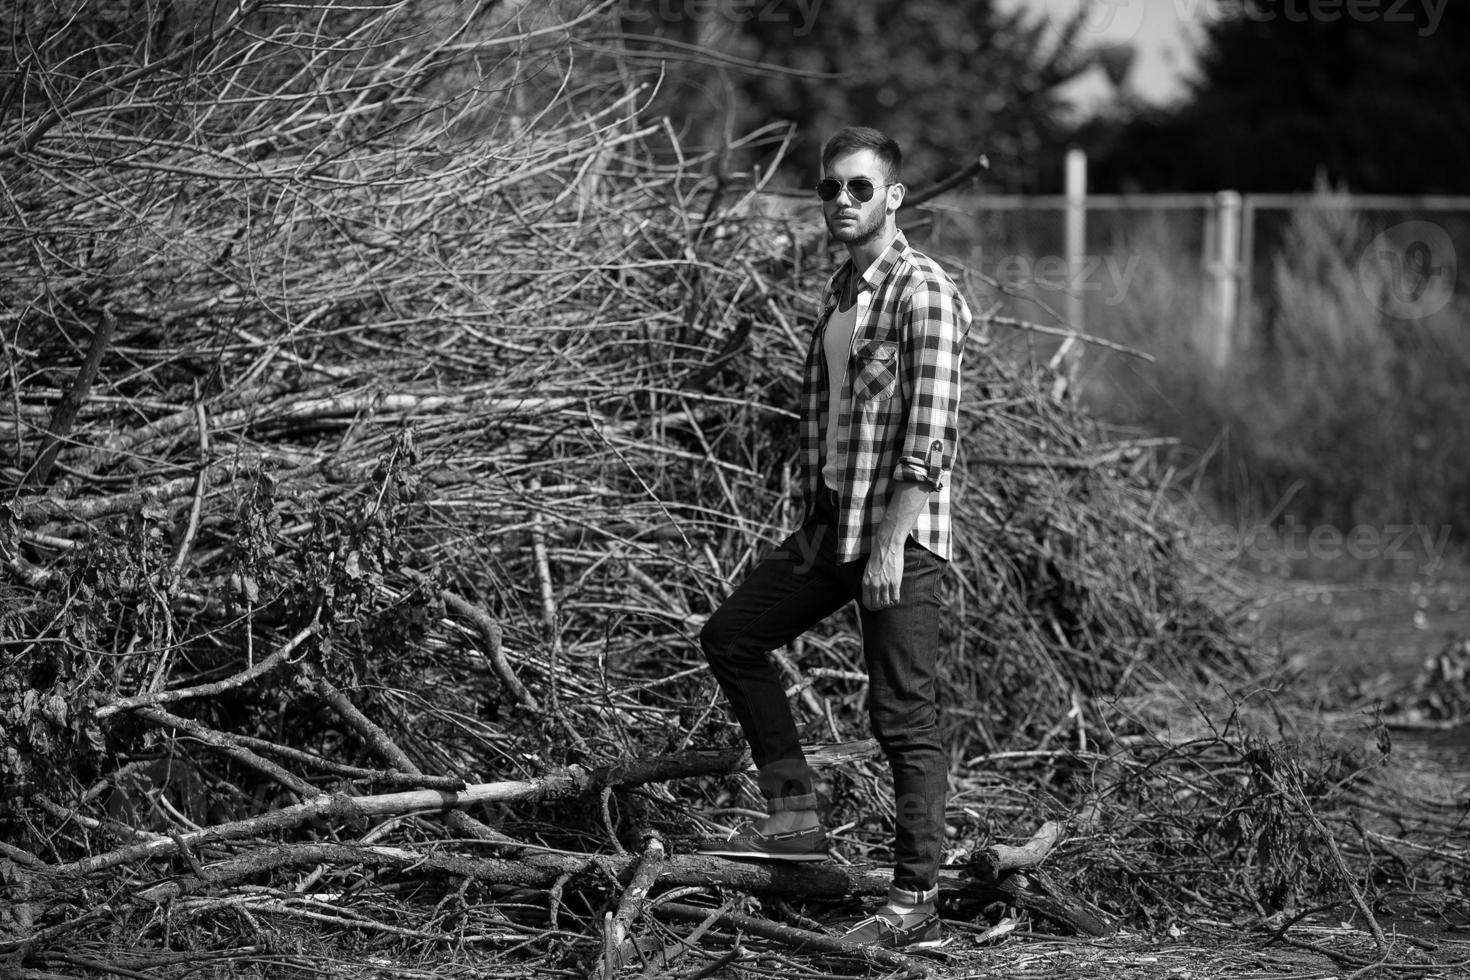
top-left (696, 126), bottom-right (971, 949)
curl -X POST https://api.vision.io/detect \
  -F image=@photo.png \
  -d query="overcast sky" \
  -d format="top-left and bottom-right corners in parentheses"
top-left (1003, 0), bottom-right (1205, 109)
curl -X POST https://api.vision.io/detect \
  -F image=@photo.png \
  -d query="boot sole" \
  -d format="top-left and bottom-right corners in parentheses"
top-left (906, 936), bottom-right (952, 950)
top-left (694, 848), bottom-right (830, 862)
top-left (859, 934), bottom-right (951, 952)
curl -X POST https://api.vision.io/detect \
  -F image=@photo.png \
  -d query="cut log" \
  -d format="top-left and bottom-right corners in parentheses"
top-left (44, 742), bottom-right (878, 880)
top-left (991, 869), bottom-right (1115, 938)
top-left (654, 900), bottom-right (931, 977)
top-left (118, 842), bottom-right (1112, 938)
top-left (129, 843), bottom-right (897, 905)
top-left (17, 739), bottom-right (1113, 952)
top-left (969, 819), bottom-right (1063, 880)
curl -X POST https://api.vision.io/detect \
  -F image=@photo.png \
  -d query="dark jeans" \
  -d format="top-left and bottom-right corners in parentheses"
top-left (699, 491), bottom-right (949, 892)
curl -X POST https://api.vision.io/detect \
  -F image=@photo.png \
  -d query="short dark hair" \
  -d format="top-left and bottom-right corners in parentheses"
top-left (821, 126), bottom-right (902, 184)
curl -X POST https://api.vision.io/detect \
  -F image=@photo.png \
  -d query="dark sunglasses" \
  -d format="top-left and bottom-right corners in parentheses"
top-left (815, 177), bottom-right (889, 203)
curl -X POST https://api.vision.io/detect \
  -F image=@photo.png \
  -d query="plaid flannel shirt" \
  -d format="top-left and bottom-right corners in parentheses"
top-left (800, 231), bottom-right (971, 561)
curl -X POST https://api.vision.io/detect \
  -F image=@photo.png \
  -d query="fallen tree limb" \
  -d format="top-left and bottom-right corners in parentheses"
top-left (124, 704), bottom-right (320, 799)
top-left (654, 900), bottom-right (930, 977)
top-left (993, 869), bottom-right (1115, 939)
top-left (214, 738), bottom-right (471, 790)
top-left (77, 840), bottom-right (1111, 941)
top-left (165, 394), bottom-right (210, 585)
top-left (121, 842), bottom-right (893, 907)
top-left (970, 752), bottom-right (1124, 882)
top-left (11, 459), bottom-right (275, 523)
top-left (407, 571), bottom-right (540, 714)
top-left (596, 831), bottom-right (668, 979)
top-left (24, 305), bottom-right (117, 488)
top-left (41, 742), bottom-right (878, 882)
top-left (308, 668), bottom-right (518, 848)
top-left (0, 841), bottom-right (48, 870)
top-left (21, 738), bottom-right (1114, 939)
top-left (971, 819), bottom-right (1063, 880)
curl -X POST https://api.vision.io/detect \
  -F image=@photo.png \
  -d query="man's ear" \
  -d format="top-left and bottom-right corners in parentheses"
top-left (887, 182), bottom-right (905, 212)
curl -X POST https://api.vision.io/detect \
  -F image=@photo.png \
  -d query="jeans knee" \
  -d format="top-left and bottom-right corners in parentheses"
top-left (699, 615), bottom-right (730, 664)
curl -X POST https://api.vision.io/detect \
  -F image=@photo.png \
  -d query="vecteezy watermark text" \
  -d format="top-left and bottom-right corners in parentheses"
top-left (1047, 0), bottom-right (1447, 44)
top-left (968, 246), bottom-right (1142, 307)
top-left (1197, 0), bottom-right (1447, 36)
top-left (619, 0), bottom-right (823, 37)
top-left (1196, 520), bottom-right (1454, 567)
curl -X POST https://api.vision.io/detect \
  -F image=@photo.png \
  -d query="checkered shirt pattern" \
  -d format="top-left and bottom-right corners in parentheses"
top-left (800, 231), bottom-right (972, 561)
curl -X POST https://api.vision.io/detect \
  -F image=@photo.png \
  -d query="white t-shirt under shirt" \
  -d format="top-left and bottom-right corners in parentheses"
top-left (820, 286), bottom-right (867, 489)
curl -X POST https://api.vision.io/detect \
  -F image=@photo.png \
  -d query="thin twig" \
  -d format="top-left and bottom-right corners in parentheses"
top-left (97, 620), bottom-right (318, 719)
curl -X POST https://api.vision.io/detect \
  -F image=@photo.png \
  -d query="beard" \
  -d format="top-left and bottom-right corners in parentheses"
top-left (825, 205), bottom-right (885, 246)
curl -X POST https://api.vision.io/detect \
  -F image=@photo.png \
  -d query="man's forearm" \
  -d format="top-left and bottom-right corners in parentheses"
top-left (875, 480), bottom-right (931, 557)
top-left (861, 479), bottom-right (932, 609)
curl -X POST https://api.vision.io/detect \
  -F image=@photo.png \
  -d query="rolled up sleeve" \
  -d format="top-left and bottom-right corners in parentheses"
top-left (892, 273), bottom-right (969, 490)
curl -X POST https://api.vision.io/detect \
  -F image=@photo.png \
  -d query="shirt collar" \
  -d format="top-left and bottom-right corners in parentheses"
top-left (831, 230), bottom-right (909, 301)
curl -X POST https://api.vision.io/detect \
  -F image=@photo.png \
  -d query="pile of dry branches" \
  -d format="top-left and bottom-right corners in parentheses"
top-left (2, 2), bottom-right (1464, 977)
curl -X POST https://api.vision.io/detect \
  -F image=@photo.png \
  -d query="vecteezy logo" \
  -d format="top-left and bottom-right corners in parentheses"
top-left (1039, 0), bottom-right (1148, 50)
top-left (1359, 220), bottom-right (1457, 319)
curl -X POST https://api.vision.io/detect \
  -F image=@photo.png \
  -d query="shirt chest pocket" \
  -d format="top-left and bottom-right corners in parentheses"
top-left (852, 340), bottom-right (898, 403)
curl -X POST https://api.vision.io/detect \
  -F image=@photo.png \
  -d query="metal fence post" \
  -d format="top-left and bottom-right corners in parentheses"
top-left (1065, 148), bottom-right (1087, 334)
top-left (1239, 197), bottom-right (1256, 341)
top-left (1050, 148), bottom-right (1087, 398)
top-left (1212, 190), bottom-right (1243, 370)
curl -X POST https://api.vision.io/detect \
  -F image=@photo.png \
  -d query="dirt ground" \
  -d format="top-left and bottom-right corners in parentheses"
top-left (910, 925), bottom-right (1469, 979)
top-left (1242, 565), bottom-right (1470, 688)
top-left (918, 560), bottom-right (1470, 979)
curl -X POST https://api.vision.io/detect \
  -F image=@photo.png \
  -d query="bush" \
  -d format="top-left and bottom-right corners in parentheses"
top-left (1081, 192), bottom-right (1470, 575)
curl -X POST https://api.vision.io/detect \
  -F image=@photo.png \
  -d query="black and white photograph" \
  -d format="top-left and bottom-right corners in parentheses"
top-left (2, 1), bottom-right (1466, 976)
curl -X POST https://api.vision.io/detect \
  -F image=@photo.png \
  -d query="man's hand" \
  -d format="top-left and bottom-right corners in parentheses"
top-left (862, 542), bottom-right (905, 610)
top-left (863, 480), bottom-right (930, 610)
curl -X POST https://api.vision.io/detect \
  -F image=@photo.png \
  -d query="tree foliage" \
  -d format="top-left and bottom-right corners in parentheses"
top-left (1084, 1), bottom-right (1470, 192)
top-left (619, 0), bottom-right (1095, 190)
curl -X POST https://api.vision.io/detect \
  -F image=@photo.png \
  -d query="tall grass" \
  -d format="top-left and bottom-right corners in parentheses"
top-left (1075, 195), bottom-right (1470, 576)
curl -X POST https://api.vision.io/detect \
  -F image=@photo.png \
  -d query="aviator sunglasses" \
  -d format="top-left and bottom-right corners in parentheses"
top-left (815, 177), bottom-right (890, 203)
